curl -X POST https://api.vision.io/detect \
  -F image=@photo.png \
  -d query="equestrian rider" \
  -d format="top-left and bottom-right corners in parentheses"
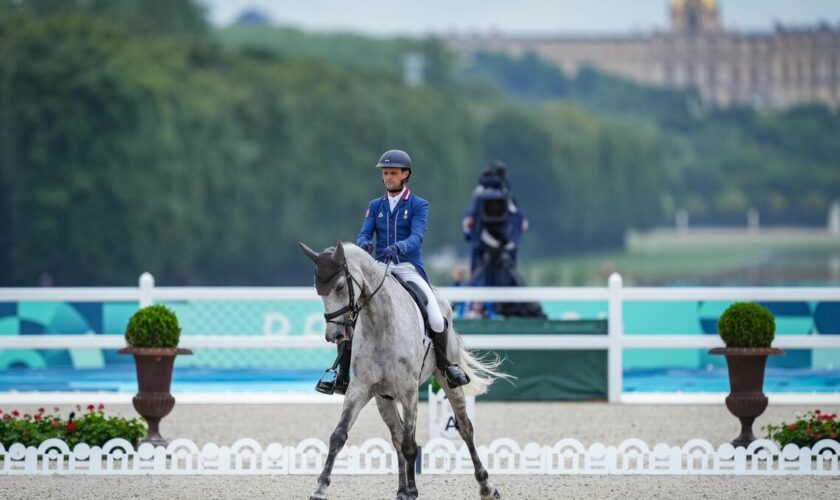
top-left (315, 149), bottom-right (470, 395)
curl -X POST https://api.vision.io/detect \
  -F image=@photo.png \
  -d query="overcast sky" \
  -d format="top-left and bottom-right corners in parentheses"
top-left (200, 0), bottom-right (840, 36)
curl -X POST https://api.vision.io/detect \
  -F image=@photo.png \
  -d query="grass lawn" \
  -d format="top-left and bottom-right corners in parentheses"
top-left (518, 228), bottom-right (840, 286)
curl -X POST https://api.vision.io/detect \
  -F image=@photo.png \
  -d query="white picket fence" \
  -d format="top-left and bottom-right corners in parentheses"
top-left (1, 272), bottom-right (840, 403)
top-left (1, 437), bottom-right (838, 476)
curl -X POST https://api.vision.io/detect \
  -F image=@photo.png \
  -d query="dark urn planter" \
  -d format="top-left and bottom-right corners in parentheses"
top-left (709, 347), bottom-right (784, 448)
top-left (118, 347), bottom-right (192, 447)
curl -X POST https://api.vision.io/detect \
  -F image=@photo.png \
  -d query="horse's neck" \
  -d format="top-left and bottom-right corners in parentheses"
top-left (355, 259), bottom-right (407, 334)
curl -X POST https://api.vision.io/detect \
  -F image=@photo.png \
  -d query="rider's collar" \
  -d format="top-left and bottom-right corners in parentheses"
top-left (383, 187), bottom-right (410, 201)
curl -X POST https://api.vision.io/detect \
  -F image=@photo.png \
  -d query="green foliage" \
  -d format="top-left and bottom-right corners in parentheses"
top-left (125, 305), bottom-right (181, 348)
top-left (466, 51), bottom-right (840, 229)
top-left (717, 302), bottom-right (775, 347)
top-left (764, 409), bottom-right (839, 448)
top-left (466, 52), bottom-right (568, 100)
top-left (215, 26), bottom-right (455, 87)
top-left (0, 0), bottom-right (209, 36)
top-left (1, 12), bottom-right (838, 286)
top-left (0, 405), bottom-right (146, 448)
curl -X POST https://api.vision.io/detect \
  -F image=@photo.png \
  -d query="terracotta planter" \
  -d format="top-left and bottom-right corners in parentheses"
top-left (118, 347), bottom-right (192, 447)
top-left (709, 346), bottom-right (784, 448)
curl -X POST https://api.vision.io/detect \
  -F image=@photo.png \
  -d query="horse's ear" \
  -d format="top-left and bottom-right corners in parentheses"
top-left (331, 241), bottom-right (345, 264)
top-left (298, 242), bottom-right (319, 264)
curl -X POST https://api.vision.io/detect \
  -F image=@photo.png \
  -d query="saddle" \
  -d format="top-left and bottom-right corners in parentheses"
top-left (390, 273), bottom-right (431, 330)
top-left (390, 272), bottom-right (469, 388)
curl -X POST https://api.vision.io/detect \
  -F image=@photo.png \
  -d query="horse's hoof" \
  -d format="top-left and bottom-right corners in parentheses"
top-left (309, 494), bottom-right (327, 500)
top-left (480, 487), bottom-right (500, 500)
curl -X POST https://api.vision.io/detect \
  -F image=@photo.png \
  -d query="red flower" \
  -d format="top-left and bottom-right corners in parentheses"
top-left (806, 427), bottom-right (813, 434)
top-left (98, 403), bottom-right (105, 410)
top-left (66, 422), bottom-right (76, 432)
top-left (51, 421), bottom-right (59, 428)
top-left (0, 409), bottom-right (3, 414)
top-left (815, 409), bottom-right (821, 415)
top-left (11, 410), bottom-right (19, 417)
top-left (787, 423), bottom-right (797, 430)
top-left (53, 407), bottom-right (60, 413)
top-left (830, 433), bottom-right (838, 439)
top-left (87, 404), bottom-right (95, 412)
top-left (33, 414), bottom-right (42, 422)
top-left (37, 407), bottom-right (45, 413)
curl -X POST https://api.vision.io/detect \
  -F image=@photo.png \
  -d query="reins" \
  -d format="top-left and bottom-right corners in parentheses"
top-left (323, 259), bottom-right (391, 333)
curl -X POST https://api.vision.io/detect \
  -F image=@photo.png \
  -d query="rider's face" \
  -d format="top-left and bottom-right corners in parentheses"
top-left (381, 168), bottom-right (409, 192)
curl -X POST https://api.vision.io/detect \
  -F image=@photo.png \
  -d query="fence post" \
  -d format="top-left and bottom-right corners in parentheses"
top-left (608, 273), bottom-right (623, 403)
top-left (138, 272), bottom-right (155, 308)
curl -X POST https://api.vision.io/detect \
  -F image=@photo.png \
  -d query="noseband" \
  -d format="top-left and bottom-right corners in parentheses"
top-left (323, 260), bottom-right (390, 337)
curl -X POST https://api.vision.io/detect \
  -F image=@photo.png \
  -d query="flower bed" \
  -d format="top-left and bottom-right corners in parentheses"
top-left (764, 409), bottom-right (839, 448)
top-left (0, 404), bottom-right (146, 448)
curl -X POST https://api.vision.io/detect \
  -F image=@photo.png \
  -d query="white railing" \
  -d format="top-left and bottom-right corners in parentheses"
top-left (3, 436), bottom-right (839, 476)
top-left (1, 272), bottom-right (840, 403)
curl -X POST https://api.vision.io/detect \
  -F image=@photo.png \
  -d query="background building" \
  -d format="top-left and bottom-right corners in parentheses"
top-left (449, 0), bottom-right (840, 109)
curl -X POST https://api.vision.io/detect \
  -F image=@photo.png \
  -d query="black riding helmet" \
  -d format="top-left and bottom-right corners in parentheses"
top-left (376, 150), bottom-right (412, 181)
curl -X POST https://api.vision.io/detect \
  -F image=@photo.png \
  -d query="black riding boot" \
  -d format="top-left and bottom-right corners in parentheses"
top-left (315, 341), bottom-right (351, 395)
top-left (431, 319), bottom-right (470, 388)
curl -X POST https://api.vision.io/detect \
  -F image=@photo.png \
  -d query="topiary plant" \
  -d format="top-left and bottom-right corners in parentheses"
top-left (125, 305), bottom-right (181, 348)
top-left (717, 302), bottom-right (775, 348)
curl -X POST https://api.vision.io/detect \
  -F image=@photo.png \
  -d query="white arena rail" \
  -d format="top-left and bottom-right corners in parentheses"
top-left (1, 272), bottom-right (839, 404)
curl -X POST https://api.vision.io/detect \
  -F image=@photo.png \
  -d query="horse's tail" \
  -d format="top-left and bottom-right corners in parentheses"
top-left (456, 336), bottom-right (514, 396)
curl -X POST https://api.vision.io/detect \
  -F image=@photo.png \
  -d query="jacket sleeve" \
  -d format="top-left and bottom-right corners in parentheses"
top-left (396, 198), bottom-right (427, 254)
top-left (356, 200), bottom-right (376, 246)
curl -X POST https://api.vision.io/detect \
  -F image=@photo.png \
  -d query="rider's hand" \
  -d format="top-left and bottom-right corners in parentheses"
top-left (381, 244), bottom-right (400, 263)
top-left (359, 240), bottom-right (373, 254)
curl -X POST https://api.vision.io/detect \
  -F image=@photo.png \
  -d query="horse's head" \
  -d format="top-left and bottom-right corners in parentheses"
top-left (299, 241), bottom-right (357, 344)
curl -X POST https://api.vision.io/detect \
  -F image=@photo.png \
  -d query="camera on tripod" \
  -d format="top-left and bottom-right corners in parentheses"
top-left (461, 161), bottom-right (543, 318)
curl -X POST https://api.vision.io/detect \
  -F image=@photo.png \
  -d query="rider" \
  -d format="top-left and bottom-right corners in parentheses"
top-left (315, 149), bottom-right (470, 395)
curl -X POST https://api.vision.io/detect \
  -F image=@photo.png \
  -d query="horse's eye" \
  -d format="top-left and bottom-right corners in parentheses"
top-left (335, 283), bottom-right (345, 293)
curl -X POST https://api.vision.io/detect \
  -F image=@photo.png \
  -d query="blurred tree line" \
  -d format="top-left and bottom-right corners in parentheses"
top-left (0, 1), bottom-right (836, 285)
top-left (466, 52), bottom-right (840, 228)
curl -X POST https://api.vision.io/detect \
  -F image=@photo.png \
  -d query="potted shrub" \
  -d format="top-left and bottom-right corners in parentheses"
top-left (118, 304), bottom-right (191, 447)
top-left (709, 302), bottom-right (783, 447)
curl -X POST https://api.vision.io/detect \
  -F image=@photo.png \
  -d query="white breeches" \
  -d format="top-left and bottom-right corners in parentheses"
top-left (380, 262), bottom-right (445, 333)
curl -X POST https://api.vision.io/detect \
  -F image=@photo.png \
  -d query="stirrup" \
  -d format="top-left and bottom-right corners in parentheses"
top-left (444, 364), bottom-right (470, 388)
top-left (315, 368), bottom-right (339, 395)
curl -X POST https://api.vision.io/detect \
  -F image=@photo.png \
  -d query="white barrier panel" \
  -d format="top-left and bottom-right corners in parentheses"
top-left (1, 437), bottom-right (838, 476)
top-left (2, 273), bottom-right (840, 405)
top-left (428, 386), bottom-right (476, 440)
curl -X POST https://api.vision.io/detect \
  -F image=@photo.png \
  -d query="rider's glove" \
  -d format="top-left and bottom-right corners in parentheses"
top-left (359, 240), bottom-right (373, 254)
top-left (381, 244), bottom-right (400, 263)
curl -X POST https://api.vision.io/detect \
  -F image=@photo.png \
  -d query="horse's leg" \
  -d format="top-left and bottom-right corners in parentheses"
top-left (310, 386), bottom-right (371, 500)
top-left (375, 395), bottom-right (413, 500)
top-left (440, 380), bottom-right (500, 500)
top-left (398, 389), bottom-right (420, 500)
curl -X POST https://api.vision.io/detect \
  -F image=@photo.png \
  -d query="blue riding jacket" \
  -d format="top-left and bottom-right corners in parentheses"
top-left (356, 188), bottom-right (430, 282)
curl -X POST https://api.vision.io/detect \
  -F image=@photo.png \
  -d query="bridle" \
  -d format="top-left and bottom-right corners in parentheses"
top-left (323, 259), bottom-right (390, 338)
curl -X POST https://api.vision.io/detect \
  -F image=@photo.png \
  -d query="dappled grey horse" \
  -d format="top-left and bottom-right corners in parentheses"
top-left (299, 241), bottom-right (505, 500)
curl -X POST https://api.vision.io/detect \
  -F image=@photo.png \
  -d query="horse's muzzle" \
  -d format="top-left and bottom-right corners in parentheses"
top-left (325, 325), bottom-right (353, 344)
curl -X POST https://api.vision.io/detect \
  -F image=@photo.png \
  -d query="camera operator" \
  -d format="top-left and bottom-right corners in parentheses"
top-left (462, 161), bottom-right (528, 286)
top-left (461, 161), bottom-right (544, 318)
